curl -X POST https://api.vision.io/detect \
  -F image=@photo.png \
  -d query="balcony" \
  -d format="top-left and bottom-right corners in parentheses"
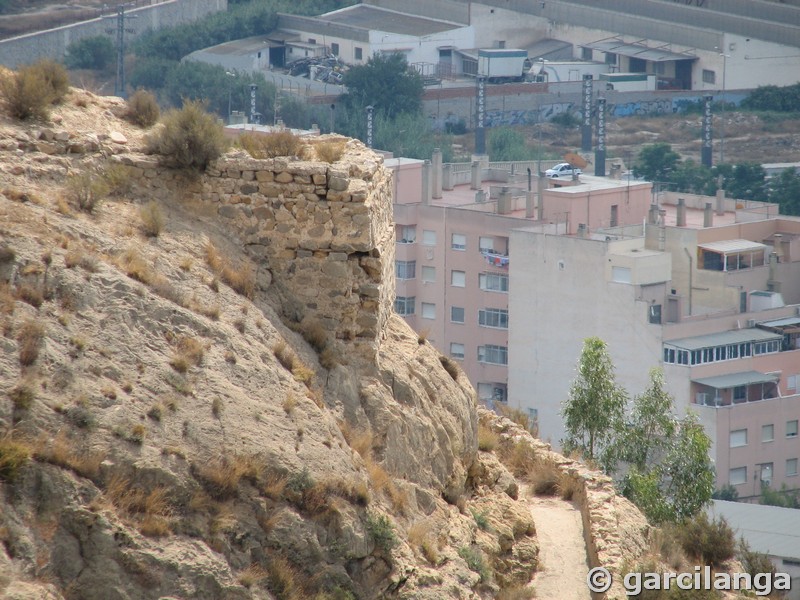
top-left (692, 371), bottom-right (779, 407)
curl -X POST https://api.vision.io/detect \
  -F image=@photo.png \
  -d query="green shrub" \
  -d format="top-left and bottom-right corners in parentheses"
top-left (126, 89), bottom-right (160, 128)
top-left (32, 59), bottom-right (70, 104)
top-left (65, 36), bottom-right (115, 71)
top-left (2, 67), bottom-right (51, 120)
top-left (238, 131), bottom-right (302, 159)
top-left (458, 546), bottom-right (491, 583)
top-left (675, 513), bottom-right (736, 567)
top-left (550, 111), bottom-right (580, 128)
top-left (67, 172), bottom-right (109, 213)
top-left (148, 100), bottom-right (227, 170)
top-left (0, 435), bottom-right (30, 482)
top-left (366, 513), bottom-right (397, 554)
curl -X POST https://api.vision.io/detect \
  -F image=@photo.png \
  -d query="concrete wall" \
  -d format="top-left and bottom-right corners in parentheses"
top-left (507, 232), bottom-right (665, 446)
top-left (0, 0), bottom-right (227, 69)
top-left (113, 140), bottom-right (395, 359)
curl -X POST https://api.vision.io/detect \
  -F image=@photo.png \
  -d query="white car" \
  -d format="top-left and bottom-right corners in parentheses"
top-left (545, 163), bottom-right (582, 178)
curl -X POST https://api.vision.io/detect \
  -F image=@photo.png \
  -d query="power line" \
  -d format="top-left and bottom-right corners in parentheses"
top-left (104, 5), bottom-right (137, 98)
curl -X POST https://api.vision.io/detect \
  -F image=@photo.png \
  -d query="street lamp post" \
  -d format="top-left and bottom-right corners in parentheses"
top-left (717, 49), bottom-right (729, 164)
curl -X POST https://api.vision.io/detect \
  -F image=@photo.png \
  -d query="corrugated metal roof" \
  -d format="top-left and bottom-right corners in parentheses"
top-left (192, 35), bottom-right (282, 57)
top-left (692, 371), bottom-right (779, 389)
top-left (319, 5), bottom-right (461, 36)
top-left (760, 316), bottom-right (800, 328)
top-left (525, 38), bottom-right (573, 61)
top-left (583, 40), bottom-right (697, 62)
top-left (698, 239), bottom-right (767, 254)
top-left (665, 328), bottom-right (782, 351)
top-left (709, 500), bottom-right (800, 560)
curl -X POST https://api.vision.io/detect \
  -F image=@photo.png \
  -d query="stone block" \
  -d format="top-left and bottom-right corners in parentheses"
top-left (329, 252), bottom-right (348, 261)
top-left (219, 205), bottom-right (238, 219)
top-left (275, 171), bottom-right (293, 183)
top-left (240, 183), bottom-right (258, 195)
top-left (256, 170), bottom-right (274, 182)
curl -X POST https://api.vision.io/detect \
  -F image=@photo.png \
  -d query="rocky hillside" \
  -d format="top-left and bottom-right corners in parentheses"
top-left (0, 87), bottom-right (654, 600)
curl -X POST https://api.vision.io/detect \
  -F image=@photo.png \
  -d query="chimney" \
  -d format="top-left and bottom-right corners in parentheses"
top-left (432, 148), bottom-right (443, 199)
top-left (497, 187), bottom-right (513, 214)
top-left (537, 175), bottom-right (545, 220)
top-left (648, 204), bottom-right (660, 225)
top-left (471, 161), bottom-right (482, 190)
top-left (442, 163), bottom-right (453, 191)
top-left (577, 223), bottom-right (588, 237)
top-left (704, 202), bottom-right (713, 227)
top-left (422, 160), bottom-right (432, 205)
top-left (676, 198), bottom-right (686, 227)
top-left (716, 186), bottom-right (725, 216)
top-left (526, 191), bottom-right (535, 218)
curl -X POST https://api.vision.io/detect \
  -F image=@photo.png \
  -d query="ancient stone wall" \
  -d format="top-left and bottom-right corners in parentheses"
top-left (116, 141), bottom-right (395, 357)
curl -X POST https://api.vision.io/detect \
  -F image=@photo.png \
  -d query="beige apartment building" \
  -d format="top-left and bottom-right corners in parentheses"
top-left (391, 154), bottom-right (800, 496)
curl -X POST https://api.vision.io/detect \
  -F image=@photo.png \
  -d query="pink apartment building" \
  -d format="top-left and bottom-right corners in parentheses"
top-left (390, 154), bottom-right (800, 497)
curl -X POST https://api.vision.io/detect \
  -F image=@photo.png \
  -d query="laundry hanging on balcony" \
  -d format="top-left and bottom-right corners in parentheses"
top-left (482, 251), bottom-right (509, 268)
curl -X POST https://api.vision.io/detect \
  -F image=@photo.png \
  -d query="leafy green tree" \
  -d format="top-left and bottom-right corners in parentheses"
top-left (610, 369), bottom-right (675, 471)
top-left (742, 83), bottom-right (800, 112)
top-left (488, 127), bottom-right (529, 161)
top-left (342, 53), bottom-right (423, 120)
top-left (760, 483), bottom-right (800, 508)
top-left (671, 159), bottom-right (715, 195)
top-left (712, 484), bottom-right (739, 501)
top-left (768, 169), bottom-right (800, 215)
top-left (661, 413), bottom-right (714, 521)
top-left (562, 337), bottom-right (626, 467)
top-left (65, 35), bottom-right (115, 71)
top-left (633, 142), bottom-right (680, 183)
top-left (725, 163), bottom-right (767, 201)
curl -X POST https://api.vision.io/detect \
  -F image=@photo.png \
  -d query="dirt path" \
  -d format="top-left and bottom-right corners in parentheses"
top-left (527, 492), bottom-right (591, 600)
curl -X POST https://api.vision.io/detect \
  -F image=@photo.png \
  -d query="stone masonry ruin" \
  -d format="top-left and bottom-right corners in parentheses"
top-left (116, 140), bottom-right (395, 358)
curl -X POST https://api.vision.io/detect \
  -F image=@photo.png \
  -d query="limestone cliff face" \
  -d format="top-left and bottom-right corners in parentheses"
top-left (0, 90), bottom-right (535, 600)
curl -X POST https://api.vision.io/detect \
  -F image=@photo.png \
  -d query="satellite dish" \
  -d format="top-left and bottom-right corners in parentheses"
top-left (564, 152), bottom-right (588, 169)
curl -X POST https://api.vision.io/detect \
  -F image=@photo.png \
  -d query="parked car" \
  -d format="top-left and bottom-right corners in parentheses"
top-left (545, 163), bottom-right (582, 178)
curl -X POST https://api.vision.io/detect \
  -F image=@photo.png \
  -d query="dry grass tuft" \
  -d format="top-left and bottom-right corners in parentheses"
top-left (283, 393), bottom-right (298, 415)
top-left (239, 131), bottom-right (302, 159)
top-left (117, 247), bottom-right (155, 285)
top-left (67, 171), bottom-right (109, 213)
top-left (314, 140), bottom-right (346, 163)
top-left (408, 520), bottom-right (440, 565)
top-left (266, 555), bottom-right (302, 600)
top-left (496, 586), bottom-right (536, 600)
top-left (0, 283), bottom-right (15, 315)
top-left (497, 404), bottom-right (538, 436)
top-left (477, 422), bottom-right (499, 452)
top-left (273, 340), bottom-right (296, 371)
top-left (9, 380), bottom-right (35, 411)
top-left (34, 430), bottom-right (103, 480)
top-left (0, 434), bottom-right (31, 482)
top-left (17, 319), bottom-right (45, 366)
top-left (14, 282), bottom-right (44, 308)
top-left (439, 355), bottom-right (460, 381)
top-left (169, 336), bottom-right (204, 372)
top-left (204, 241), bottom-right (255, 299)
top-left (139, 201), bottom-right (164, 237)
top-left (238, 564), bottom-right (267, 589)
top-left (193, 454), bottom-right (260, 500)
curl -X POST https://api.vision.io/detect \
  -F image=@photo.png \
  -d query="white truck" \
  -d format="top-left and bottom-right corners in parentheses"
top-left (478, 49), bottom-right (528, 83)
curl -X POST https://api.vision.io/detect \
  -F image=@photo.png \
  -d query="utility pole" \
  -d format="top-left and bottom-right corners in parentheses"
top-left (104, 5), bottom-right (137, 99)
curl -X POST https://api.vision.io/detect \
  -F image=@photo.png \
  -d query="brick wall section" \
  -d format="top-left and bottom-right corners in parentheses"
top-left (116, 141), bottom-right (395, 358)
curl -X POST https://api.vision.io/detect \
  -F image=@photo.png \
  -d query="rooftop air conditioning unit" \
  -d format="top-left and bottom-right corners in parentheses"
top-left (747, 319), bottom-right (757, 328)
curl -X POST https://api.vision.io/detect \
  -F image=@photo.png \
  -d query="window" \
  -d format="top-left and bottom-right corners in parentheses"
top-left (450, 343), bottom-right (465, 359)
top-left (612, 266), bottom-right (631, 283)
top-left (451, 270), bottom-right (466, 287)
top-left (787, 420), bottom-right (798, 438)
top-left (421, 266), bottom-right (435, 282)
top-left (395, 296), bottom-right (415, 315)
top-left (398, 225), bottom-right (416, 244)
top-left (754, 340), bottom-right (780, 355)
top-left (733, 385), bottom-right (747, 403)
top-left (788, 374), bottom-right (799, 391)
top-left (478, 344), bottom-right (508, 365)
top-left (479, 236), bottom-right (494, 252)
top-left (395, 260), bottom-right (416, 280)
top-left (331, 42), bottom-right (339, 56)
top-left (354, 47), bottom-right (363, 60)
top-left (479, 308), bottom-right (508, 329)
top-left (478, 383), bottom-right (507, 403)
top-left (730, 429), bottom-right (747, 448)
top-left (422, 230), bottom-right (436, 246)
top-left (653, 62), bottom-right (665, 75)
top-left (610, 204), bottom-right (618, 227)
top-left (702, 69), bottom-right (716, 84)
top-left (421, 302), bottom-right (435, 319)
top-left (581, 47), bottom-right (592, 61)
top-left (308, 38), bottom-right (316, 44)
top-left (451, 306), bottom-right (465, 323)
top-left (479, 272), bottom-right (509, 292)
top-left (760, 462), bottom-right (773, 485)
top-left (729, 466), bottom-right (747, 486)
top-left (649, 304), bottom-right (662, 324)
top-left (451, 233), bottom-right (466, 250)
top-left (787, 458), bottom-right (798, 477)
top-left (762, 424), bottom-right (774, 442)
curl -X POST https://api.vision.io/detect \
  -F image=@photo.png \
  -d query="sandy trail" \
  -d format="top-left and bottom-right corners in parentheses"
top-left (527, 492), bottom-right (592, 600)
